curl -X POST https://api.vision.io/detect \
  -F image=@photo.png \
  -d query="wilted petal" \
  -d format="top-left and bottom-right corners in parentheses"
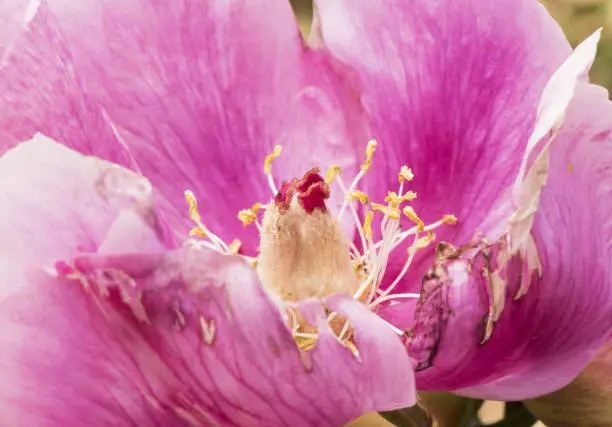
top-left (1, 246), bottom-right (415, 426)
top-left (9, 0), bottom-right (367, 250)
top-left (0, 134), bottom-right (169, 273)
top-left (313, 0), bottom-right (572, 283)
top-left (524, 340), bottom-right (612, 427)
top-left (413, 83), bottom-right (612, 399)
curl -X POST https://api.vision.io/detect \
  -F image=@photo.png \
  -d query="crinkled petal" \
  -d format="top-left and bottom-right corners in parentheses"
top-left (5, 0), bottom-right (367, 250)
top-left (0, 134), bottom-right (170, 275)
top-left (313, 0), bottom-right (572, 284)
top-left (410, 83), bottom-right (612, 399)
top-left (1, 246), bottom-right (415, 426)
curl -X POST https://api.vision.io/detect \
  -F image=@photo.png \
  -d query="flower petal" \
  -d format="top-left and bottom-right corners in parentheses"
top-left (18, 0), bottom-right (366, 250)
top-left (1, 247), bottom-right (415, 426)
top-left (0, 3), bottom-right (133, 165)
top-left (411, 83), bottom-right (612, 399)
top-left (524, 340), bottom-right (612, 427)
top-left (0, 134), bottom-right (169, 274)
top-left (313, 0), bottom-right (573, 284)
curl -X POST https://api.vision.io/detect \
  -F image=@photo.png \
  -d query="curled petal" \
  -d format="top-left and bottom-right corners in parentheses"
top-left (13, 0), bottom-right (367, 250)
top-left (412, 83), bottom-right (612, 399)
top-left (0, 134), bottom-right (169, 275)
top-left (1, 247), bottom-right (415, 426)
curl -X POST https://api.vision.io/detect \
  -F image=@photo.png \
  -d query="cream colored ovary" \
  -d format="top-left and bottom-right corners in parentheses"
top-left (258, 197), bottom-right (359, 302)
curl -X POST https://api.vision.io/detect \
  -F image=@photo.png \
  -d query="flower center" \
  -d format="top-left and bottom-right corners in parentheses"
top-left (183, 140), bottom-right (457, 352)
top-left (259, 167), bottom-right (357, 302)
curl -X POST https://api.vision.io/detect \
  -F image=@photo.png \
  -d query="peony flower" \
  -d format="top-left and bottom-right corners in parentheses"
top-left (0, 1), bottom-right (611, 427)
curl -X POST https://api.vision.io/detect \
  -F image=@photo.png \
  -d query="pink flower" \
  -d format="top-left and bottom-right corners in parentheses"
top-left (0, 1), bottom-right (610, 426)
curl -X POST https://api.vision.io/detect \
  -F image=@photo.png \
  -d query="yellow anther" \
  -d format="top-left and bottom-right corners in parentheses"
top-left (442, 214), bottom-right (458, 225)
top-left (228, 239), bottom-right (242, 255)
top-left (237, 202), bottom-right (262, 227)
top-left (363, 211), bottom-right (374, 239)
top-left (384, 191), bottom-right (417, 207)
top-left (293, 333), bottom-right (318, 352)
top-left (325, 165), bottom-right (342, 184)
top-left (371, 203), bottom-right (400, 220)
top-left (348, 190), bottom-right (370, 205)
top-left (344, 340), bottom-right (360, 358)
top-left (415, 233), bottom-right (436, 251)
top-left (184, 190), bottom-right (201, 223)
top-left (399, 166), bottom-right (415, 183)
top-left (403, 206), bottom-right (425, 231)
top-left (264, 145), bottom-right (283, 174)
top-left (189, 226), bottom-right (207, 238)
top-left (360, 139), bottom-right (377, 172)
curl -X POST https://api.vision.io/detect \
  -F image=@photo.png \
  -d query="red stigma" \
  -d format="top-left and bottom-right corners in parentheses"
top-left (274, 168), bottom-right (330, 214)
top-left (275, 179), bottom-right (297, 214)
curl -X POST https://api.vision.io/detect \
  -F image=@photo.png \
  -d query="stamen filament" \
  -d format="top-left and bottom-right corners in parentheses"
top-left (336, 175), bottom-right (369, 256)
top-left (371, 292), bottom-right (420, 306)
top-left (370, 231), bottom-right (422, 306)
top-left (264, 145), bottom-right (282, 195)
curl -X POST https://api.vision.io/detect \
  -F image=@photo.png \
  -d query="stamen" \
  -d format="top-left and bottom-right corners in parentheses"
top-left (184, 190), bottom-right (228, 252)
top-left (288, 307), bottom-right (319, 351)
top-left (228, 239), bottom-right (242, 255)
top-left (338, 139), bottom-right (378, 220)
top-left (237, 202), bottom-right (262, 226)
top-left (362, 211), bottom-right (374, 240)
top-left (402, 206), bottom-right (425, 231)
top-left (336, 175), bottom-right (370, 255)
top-left (264, 145), bottom-right (282, 194)
top-left (399, 166), bottom-right (415, 183)
top-left (371, 202), bottom-right (400, 220)
top-left (189, 227), bottom-right (207, 238)
top-left (361, 139), bottom-right (377, 172)
top-left (325, 165), bottom-right (342, 184)
top-left (372, 292), bottom-right (420, 306)
top-left (347, 190), bottom-right (370, 204)
top-left (385, 191), bottom-right (417, 207)
top-left (441, 214), bottom-right (458, 225)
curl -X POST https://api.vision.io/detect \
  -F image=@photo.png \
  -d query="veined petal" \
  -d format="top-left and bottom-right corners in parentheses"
top-left (1, 247), bottom-right (415, 426)
top-left (0, 134), bottom-right (170, 275)
top-left (412, 83), bottom-right (612, 399)
top-left (313, 0), bottom-right (573, 285)
top-left (10, 0), bottom-right (366, 251)
top-left (0, 2), bottom-right (134, 165)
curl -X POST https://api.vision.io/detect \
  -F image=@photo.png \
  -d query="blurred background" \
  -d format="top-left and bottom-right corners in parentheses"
top-left (288, 0), bottom-right (611, 426)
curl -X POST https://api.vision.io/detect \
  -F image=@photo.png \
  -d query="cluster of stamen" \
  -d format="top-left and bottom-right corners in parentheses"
top-left (183, 140), bottom-right (457, 354)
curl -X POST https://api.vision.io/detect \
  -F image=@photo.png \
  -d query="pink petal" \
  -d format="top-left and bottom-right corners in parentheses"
top-left (0, 3), bottom-right (134, 165)
top-left (313, 0), bottom-right (573, 285)
top-left (8, 0), bottom-right (367, 251)
top-left (524, 340), bottom-right (612, 427)
top-left (1, 247), bottom-right (415, 426)
top-left (410, 83), bottom-right (612, 399)
top-left (0, 134), bottom-right (170, 275)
